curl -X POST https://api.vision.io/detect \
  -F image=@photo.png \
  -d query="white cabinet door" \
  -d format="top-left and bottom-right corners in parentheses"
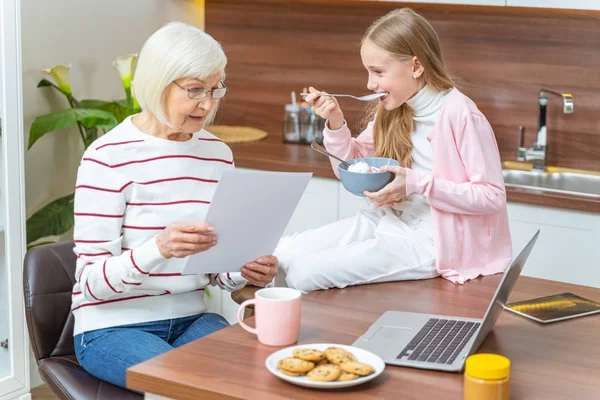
top-left (507, 0), bottom-right (600, 10)
top-left (507, 202), bottom-right (600, 288)
top-left (283, 177), bottom-right (339, 236)
top-left (378, 0), bottom-right (506, 6)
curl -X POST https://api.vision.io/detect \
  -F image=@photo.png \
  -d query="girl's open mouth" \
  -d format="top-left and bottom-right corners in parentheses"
top-left (189, 115), bottom-right (204, 121)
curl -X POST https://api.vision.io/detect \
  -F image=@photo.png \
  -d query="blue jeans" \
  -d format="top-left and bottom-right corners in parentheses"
top-left (74, 313), bottom-right (229, 391)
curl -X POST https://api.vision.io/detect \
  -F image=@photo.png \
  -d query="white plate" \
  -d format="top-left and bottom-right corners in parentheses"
top-left (265, 343), bottom-right (385, 389)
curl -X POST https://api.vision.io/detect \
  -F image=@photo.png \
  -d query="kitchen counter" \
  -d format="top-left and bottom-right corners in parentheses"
top-left (229, 135), bottom-right (600, 213)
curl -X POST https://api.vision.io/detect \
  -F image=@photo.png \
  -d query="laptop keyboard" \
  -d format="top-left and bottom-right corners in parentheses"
top-left (396, 318), bottom-right (480, 365)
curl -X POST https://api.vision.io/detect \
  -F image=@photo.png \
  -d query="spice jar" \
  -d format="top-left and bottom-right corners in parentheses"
top-left (282, 103), bottom-right (302, 143)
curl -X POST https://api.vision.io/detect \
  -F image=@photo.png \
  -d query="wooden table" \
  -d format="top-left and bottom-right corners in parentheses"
top-left (127, 276), bottom-right (600, 399)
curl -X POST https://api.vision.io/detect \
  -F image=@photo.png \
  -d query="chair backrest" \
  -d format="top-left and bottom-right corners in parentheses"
top-left (23, 241), bottom-right (77, 362)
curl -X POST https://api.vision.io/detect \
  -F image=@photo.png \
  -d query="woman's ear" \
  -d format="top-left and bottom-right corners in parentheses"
top-left (412, 56), bottom-right (424, 79)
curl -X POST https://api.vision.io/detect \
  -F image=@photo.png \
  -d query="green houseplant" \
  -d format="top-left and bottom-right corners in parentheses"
top-left (27, 54), bottom-right (140, 247)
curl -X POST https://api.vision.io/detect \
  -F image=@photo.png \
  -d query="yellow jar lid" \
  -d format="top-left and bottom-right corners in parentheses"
top-left (465, 354), bottom-right (510, 380)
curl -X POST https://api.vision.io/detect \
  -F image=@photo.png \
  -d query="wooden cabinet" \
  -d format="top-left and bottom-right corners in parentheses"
top-left (506, 0), bottom-right (600, 10)
top-left (0, 1), bottom-right (30, 399)
top-left (369, 0), bottom-right (600, 10)
top-left (378, 0), bottom-right (506, 5)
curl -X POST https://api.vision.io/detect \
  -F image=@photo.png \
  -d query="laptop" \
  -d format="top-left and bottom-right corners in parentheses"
top-left (352, 230), bottom-right (539, 372)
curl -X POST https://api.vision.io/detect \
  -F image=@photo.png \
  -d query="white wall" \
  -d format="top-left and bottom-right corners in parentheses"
top-left (21, 0), bottom-right (204, 388)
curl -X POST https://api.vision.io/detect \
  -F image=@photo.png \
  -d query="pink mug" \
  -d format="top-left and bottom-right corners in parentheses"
top-left (237, 287), bottom-right (302, 346)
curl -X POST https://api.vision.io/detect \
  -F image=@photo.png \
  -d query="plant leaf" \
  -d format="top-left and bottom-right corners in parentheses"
top-left (26, 193), bottom-right (75, 244)
top-left (28, 108), bottom-right (118, 149)
top-left (82, 99), bottom-right (135, 124)
top-left (37, 79), bottom-right (59, 89)
top-left (81, 99), bottom-right (109, 109)
top-left (96, 101), bottom-right (131, 124)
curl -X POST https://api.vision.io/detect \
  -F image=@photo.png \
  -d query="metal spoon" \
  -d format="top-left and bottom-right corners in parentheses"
top-left (301, 92), bottom-right (386, 101)
top-left (310, 141), bottom-right (351, 167)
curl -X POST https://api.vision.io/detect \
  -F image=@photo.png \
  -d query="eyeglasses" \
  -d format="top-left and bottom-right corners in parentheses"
top-left (173, 80), bottom-right (228, 100)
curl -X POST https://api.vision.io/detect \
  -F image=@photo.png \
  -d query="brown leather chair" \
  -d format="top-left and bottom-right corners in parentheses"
top-left (231, 284), bottom-right (261, 319)
top-left (23, 241), bottom-right (142, 400)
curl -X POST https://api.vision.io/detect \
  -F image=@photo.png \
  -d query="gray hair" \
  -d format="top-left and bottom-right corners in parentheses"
top-left (133, 21), bottom-right (227, 128)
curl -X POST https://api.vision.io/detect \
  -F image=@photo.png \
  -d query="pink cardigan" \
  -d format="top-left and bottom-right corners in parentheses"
top-left (323, 88), bottom-right (512, 284)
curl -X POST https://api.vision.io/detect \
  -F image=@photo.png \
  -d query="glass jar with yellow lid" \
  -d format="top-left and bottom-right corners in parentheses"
top-left (464, 353), bottom-right (510, 400)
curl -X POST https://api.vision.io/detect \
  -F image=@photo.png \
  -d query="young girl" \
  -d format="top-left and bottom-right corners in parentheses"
top-left (275, 8), bottom-right (511, 293)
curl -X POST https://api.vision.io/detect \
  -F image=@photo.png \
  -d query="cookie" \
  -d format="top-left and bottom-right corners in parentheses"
top-left (277, 366), bottom-right (306, 377)
top-left (277, 357), bottom-right (315, 373)
top-left (339, 361), bottom-right (375, 376)
top-left (307, 364), bottom-right (342, 382)
top-left (292, 348), bottom-right (326, 362)
top-left (338, 371), bottom-right (360, 381)
top-left (317, 358), bottom-right (330, 366)
top-left (324, 347), bottom-right (357, 365)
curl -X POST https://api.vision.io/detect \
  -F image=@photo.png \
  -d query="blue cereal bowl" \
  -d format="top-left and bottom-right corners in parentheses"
top-left (338, 157), bottom-right (400, 197)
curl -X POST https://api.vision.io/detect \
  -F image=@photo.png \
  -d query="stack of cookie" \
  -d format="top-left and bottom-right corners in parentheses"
top-left (277, 347), bottom-right (375, 382)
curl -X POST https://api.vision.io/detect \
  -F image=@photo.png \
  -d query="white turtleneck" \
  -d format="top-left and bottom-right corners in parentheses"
top-left (394, 85), bottom-right (451, 222)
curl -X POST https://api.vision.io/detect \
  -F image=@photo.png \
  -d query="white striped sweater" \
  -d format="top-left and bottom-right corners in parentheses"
top-left (72, 116), bottom-right (246, 335)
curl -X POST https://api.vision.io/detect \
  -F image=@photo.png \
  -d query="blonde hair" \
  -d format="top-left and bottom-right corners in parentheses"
top-left (362, 8), bottom-right (454, 167)
top-left (133, 22), bottom-right (227, 128)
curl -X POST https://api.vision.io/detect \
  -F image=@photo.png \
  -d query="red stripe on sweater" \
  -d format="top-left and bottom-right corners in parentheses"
top-left (126, 200), bottom-right (210, 206)
top-left (86, 281), bottom-right (102, 301)
top-left (123, 225), bottom-right (166, 231)
top-left (72, 294), bottom-right (153, 311)
top-left (75, 184), bottom-right (126, 193)
top-left (216, 274), bottom-right (225, 286)
top-left (78, 251), bottom-right (111, 258)
top-left (82, 155), bottom-right (233, 168)
top-left (82, 158), bottom-right (110, 167)
top-left (121, 247), bottom-right (131, 251)
top-left (75, 212), bottom-right (124, 218)
top-left (76, 177), bottom-right (216, 194)
top-left (72, 291), bottom-right (82, 295)
top-left (96, 140), bottom-right (145, 150)
top-left (71, 289), bottom-right (205, 312)
top-left (130, 250), bottom-right (149, 274)
top-left (103, 260), bottom-right (122, 294)
top-left (78, 263), bottom-right (89, 283)
top-left (121, 280), bottom-right (141, 285)
top-left (148, 273), bottom-right (196, 277)
top-left (74, 239), bottom-right (110, 244)
top-left (226, 272), bottom-right (237, 286)
top-left (140, 176), bottom-right (218, 185)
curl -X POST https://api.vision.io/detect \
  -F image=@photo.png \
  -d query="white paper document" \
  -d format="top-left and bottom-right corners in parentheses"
top-left (183, 169), bottom-right (312, 274)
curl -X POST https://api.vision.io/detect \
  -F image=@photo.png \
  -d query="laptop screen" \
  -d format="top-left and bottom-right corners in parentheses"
top-left (469, 230), bottom-right (540, 354)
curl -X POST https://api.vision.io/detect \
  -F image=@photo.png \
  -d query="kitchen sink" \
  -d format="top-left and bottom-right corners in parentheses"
top-left (502, 169), bottom-right (600, 198)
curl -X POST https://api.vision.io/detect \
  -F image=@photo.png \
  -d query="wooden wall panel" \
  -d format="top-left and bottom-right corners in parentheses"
top-left (206, 0), bottom-right (600, 171)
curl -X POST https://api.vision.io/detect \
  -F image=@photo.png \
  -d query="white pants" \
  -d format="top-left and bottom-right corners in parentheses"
top-left (275, 206), bottom-right (439, 293)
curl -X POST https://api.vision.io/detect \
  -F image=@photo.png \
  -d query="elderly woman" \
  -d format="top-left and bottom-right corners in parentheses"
top-left (71, 22), bottom-right (278, 390)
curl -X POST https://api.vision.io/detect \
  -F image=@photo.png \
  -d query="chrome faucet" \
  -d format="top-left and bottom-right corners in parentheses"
top-left (522, 88), bottom-right (574, 172)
